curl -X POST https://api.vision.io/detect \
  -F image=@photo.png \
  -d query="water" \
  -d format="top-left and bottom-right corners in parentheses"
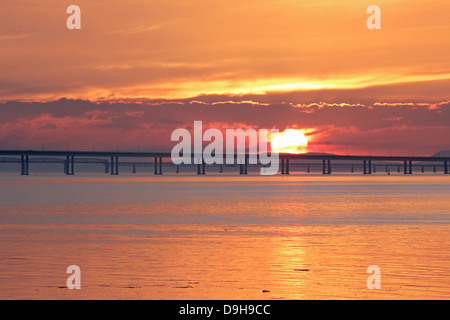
top-left (0, 174), bottom-right (449, 300)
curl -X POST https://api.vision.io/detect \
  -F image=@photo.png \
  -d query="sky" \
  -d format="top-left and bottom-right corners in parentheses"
top-left (0, 0), bottom-right (449, 155)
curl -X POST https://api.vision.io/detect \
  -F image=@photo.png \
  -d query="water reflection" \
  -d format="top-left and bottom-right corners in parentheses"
top-left (0, 176), bottom-right (449, 299)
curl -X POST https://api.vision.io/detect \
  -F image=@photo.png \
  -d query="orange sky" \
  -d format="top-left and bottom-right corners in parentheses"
top-left (0, 1), bottom-right (450, 156)
top-left (1, 0), bottom-right (449, 101)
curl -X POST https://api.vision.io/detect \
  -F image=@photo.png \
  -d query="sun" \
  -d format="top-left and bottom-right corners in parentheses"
top-left (271, 129), bottom-right (308, 154)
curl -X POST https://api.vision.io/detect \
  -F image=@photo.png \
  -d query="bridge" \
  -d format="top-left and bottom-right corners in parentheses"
top-left (0, 150), bottom-right (449, 176)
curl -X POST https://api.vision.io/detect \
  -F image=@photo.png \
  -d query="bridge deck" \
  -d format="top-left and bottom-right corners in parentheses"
top-left (1, 150), bottom-right (449, 175)
top-left (1, 150), bottom-right (449, 162)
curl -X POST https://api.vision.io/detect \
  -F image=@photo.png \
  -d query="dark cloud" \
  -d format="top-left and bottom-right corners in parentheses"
top-left (0, 92), bottom-right (449, 156)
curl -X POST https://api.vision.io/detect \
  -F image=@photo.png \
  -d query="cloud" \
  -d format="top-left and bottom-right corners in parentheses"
top-left (0, 34), bottom-right (31, 41)
top-left (112, 23), bottom-right (167, 35)
top-left (0, 97), bottom-right (449, 156)
top-left (1, 1), bottom-right (450, 101)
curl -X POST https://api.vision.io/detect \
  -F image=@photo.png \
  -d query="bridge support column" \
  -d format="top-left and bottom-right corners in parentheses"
top-left (153, 157), bottom-right (163, 175)
top-left (404, 161), bottom-right (412, 174)
top-left (219, 165), bottom-right (223, 174)
top-left (156, 157), bottom-right (162, 176)
top-left (239, 158), bottom-right (246, 175)
top-left (307, 164), bottom-right (310, 173)
top-left (132, 165), bottom-right (136, 174)
top-left (111, 157), bottom-right (114, 175)
top-left (363, 160), bottom-right (372, 174)
top-left (66, 156), bottom-right (75, 175)
top-left (198, 159), bottom-right (205, 175)
top-left (445, 161), bottom-right (449, 174)
top-left (245, 156), bottom-right (248, 175)
top-left (176, 166), bottom-right (180, 174)
top-left (322, 159), bottom-right (331, 174)
top-left (105, 162), bottom-right (109, 174)
top-left (281, 159), bottom-right (289, 175)
top-left (21, 155), bottom-right (29, 176)
top-left (110, 156), bottom-right (119, 175)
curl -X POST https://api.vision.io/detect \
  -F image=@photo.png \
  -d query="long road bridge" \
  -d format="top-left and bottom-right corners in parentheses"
top-left (0, 150), bottom-right (449, 176)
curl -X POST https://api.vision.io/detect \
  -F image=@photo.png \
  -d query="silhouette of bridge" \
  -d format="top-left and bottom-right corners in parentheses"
top-left (0, 150), bottom-right (449, 176)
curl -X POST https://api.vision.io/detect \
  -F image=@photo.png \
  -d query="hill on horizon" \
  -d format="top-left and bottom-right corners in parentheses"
top-left (432, 150), bottom-right (450, 157)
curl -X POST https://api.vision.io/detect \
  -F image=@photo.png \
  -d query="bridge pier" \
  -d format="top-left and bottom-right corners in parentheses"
top-left (219, 165), bottom-right (223, 174)
top-left (66, 156), bottom-right (75, 175)
top-left (245, 157), bottom-right (249, 175)
top-left (281, 159), bottom-right (290, 175)
top-left (403, 161), bottom-right (413, 174)
top-left (239, 157), bottom-right (248, 175)
top-left (197, 159), bottom-right (206, 175)
top-left (132, 164), bottom-right (137, 174)
top-left (307, 164), bottom-right (310, 173)
top-left (21, 155), bottom-right (29, 176)
top-left (105, 162), bottom-right (109, 174)
top-left (363, 160), bottom-right (372, 174)
top-left (110, 156), bottom-right (119, 175)
top-left (445, 161), bottom-right (449, 174)
top-left (322, 159), bottom-right (331, 174)
top-left (154, 157), bottom-right (163, 175)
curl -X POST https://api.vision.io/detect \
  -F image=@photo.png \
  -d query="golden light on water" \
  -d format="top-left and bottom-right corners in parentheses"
top-left (271, 129), bottom-right (308, 154)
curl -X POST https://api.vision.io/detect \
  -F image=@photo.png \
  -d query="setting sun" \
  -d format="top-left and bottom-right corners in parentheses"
top-left (271, 129), bottom-right (308, 154)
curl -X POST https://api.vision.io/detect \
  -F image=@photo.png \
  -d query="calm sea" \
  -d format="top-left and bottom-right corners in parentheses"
top-left (0, 173), bottom-right (449, 300)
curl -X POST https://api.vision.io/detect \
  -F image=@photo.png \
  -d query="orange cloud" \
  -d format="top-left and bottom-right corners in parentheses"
top-left (1, 1), bottom-right (450, 101)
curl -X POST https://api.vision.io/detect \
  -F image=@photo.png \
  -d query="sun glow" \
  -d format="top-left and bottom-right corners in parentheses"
top-left (271, 129), bottom-right (308, 154)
